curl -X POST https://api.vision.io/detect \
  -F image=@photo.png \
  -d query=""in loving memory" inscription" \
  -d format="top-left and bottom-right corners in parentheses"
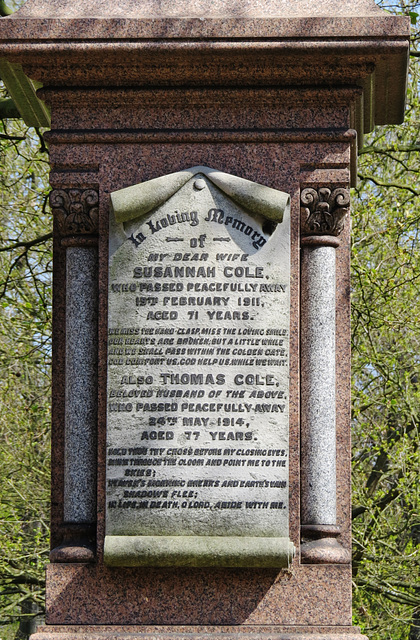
top-left (104, 168), bottom-right (292, 565)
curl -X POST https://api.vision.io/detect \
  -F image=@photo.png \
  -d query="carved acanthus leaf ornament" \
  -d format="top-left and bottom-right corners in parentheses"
top-left (300, 187), bottom-right (350, 237)
top-left (50, 189), bottom-right (99, 237)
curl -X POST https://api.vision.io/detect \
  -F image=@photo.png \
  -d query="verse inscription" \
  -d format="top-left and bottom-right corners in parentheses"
top-left (106, 169), bottom-right (290, 540)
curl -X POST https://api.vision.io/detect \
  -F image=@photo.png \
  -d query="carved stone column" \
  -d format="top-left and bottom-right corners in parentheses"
top-left (300, 187), bottom-right (351, 564)
top-left (49, 188), bottom-right (99, 562)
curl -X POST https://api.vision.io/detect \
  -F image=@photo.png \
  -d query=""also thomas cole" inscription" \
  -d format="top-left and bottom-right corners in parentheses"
top-left (106, 171), bottom-right (290, 540)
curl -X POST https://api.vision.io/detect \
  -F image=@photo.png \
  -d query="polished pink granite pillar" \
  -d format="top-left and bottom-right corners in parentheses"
top-left (0, 2), bottom-right (409, 639)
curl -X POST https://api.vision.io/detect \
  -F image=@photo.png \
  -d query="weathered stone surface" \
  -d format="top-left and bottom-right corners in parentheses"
top-left (111, 166), bottom-right (289, 225)
top-left (64, 247), bottom-right (98, 524)
top-left (49, 542), bottom-right (95, 564)
top-left (104, 535), bottom-right (295, 568)
top-left (0, 0), bottom-right (409, 632)
top-left (300, 538), bottom-right (351, 565)
top-left (0, 0), bottom-right (409, 136)
top-left (2, 0), bottom-right (398, 19)
top-left (31, 627), bottom-right (369, 640)
top-left (301, 245), bottom-right (337, 526)
top-left (50, 189), bottom-right (99, 238)
top-left (105, 168), bottom-right (291, 565)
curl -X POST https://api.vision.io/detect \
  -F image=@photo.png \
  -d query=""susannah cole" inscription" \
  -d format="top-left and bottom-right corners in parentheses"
top-left (104, 168), bottom-right (292, 566)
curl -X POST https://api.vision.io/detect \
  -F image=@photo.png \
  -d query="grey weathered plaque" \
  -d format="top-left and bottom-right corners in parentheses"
top-left (104, 166), bottom-right (294, 567)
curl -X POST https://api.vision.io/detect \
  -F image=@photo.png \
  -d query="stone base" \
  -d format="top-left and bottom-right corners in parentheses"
top-left (31, 626), bottom-right (368, 640)
top-left (45, 563), bottom-right (353, 626)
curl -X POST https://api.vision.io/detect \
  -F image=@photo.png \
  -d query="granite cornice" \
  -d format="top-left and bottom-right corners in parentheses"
top-left (0, 37), bottom-right (407, 129)
top-left (0, 0), bottom-right (403, 20)
top-left (0, 16), bottom-right (410, 40)
top-left (0, 39), bottom-right (407, 88)
top-left (39, 86), bottom-right (363, 107)
top-left (1, 0), bottom-right (381, 18)
top-left (0, 13), bottom-right (409, 131)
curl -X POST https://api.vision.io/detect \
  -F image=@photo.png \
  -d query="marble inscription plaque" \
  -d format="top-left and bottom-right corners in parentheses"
top-left (105, 167), bottom-right (293, 567)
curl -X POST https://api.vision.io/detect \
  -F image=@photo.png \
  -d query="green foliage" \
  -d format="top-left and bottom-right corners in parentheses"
top-left (0, 0), bottom-right (24, 17)
top-left (0, 82), bottom-right (51, 634)
top-left (351, 2), bottom-right (420, 638)
top-left (0, 2), bottom-right (13, 18)
top-left (409, 11), bottom-right (419, 25)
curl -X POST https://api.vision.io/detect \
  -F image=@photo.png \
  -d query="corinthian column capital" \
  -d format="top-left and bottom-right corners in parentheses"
top-left (300, 187), bottom-right (350, 243)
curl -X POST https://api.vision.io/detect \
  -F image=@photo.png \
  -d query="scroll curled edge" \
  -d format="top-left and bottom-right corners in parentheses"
top-left (110, 166), bottom-right (290, 225)
top-left (104, 535), bottom-right (295, 568)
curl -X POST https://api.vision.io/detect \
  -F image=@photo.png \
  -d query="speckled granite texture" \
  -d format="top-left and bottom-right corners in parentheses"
top-left (43, 107), bottom-right (353, 631)
top-left (49, 136), bottom-right (353, 633)
top-left (0, 4), bottom-right (410, 131)
top-left (46, 134), bottom-right (353, 624)
top-left (44, 563), bottom-right (355, 626)
top-left (0, 2), bottom-right (409, 639)
top-left (64, 246), bottom-right (98, 524)
top-left (301, 246), bottom-right (337, 526)
top-left (0, 0), bottom-right (390, 17)
top-left (32, 627), bottom-right (368, 640)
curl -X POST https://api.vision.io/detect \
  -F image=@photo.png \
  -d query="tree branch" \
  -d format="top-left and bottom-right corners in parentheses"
top-left (359, 145), bottom-right (420, 155)
top-left (357, 579), bottom-right (420, 607)
top-left (1, 576), bottom-right (44, 587)
top-left (0, 133), bottom-right (26, 141)
top-left (358, 173), bottom-right (420, 196)
top-left (0, 233), bottom-right (53, 254)
top-left (352, 474), bottom-right (403, 520)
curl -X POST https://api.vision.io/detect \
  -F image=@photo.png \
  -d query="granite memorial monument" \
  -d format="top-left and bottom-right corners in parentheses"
top-left (0, 1), bottom-right (410, 640)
